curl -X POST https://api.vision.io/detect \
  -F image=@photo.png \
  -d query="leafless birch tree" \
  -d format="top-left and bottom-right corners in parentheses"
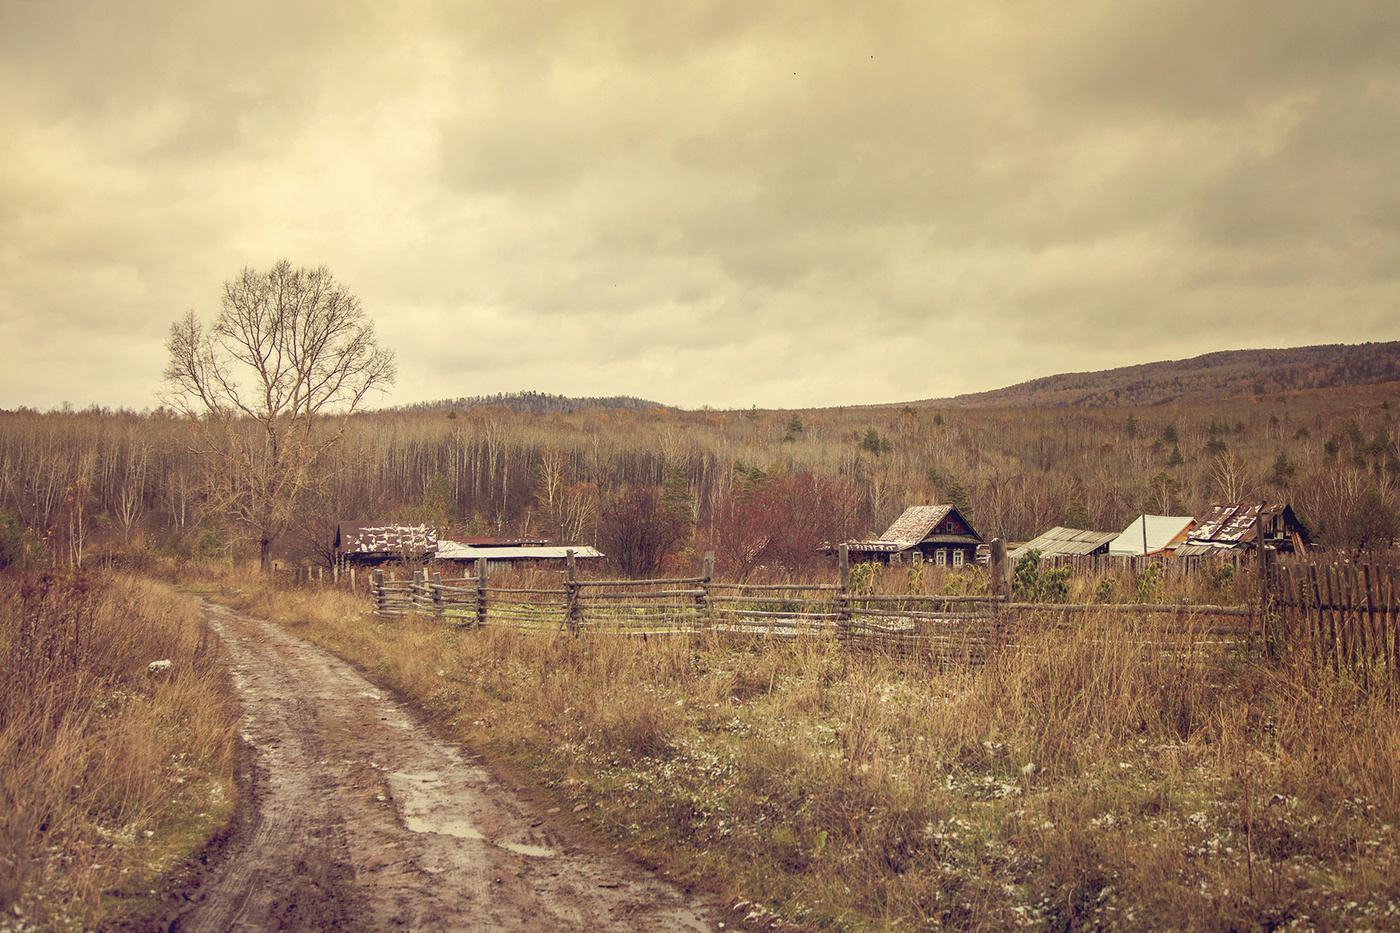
top-left (163, 261), bottom-right (395, 570)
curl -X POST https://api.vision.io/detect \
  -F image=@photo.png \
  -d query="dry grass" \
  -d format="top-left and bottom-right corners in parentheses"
top-left (0, 571), bottom-right (237, 931)
top-left (216, 564), bottom-right (1400, 931)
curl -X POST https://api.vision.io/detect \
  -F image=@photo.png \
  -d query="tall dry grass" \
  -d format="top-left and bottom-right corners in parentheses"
top-left (0, 571), bottom-right (236, 931)
top-left (224, 565), bottom-right (1400, 931)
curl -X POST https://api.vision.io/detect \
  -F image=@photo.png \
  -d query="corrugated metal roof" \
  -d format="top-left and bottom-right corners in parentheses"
top-left (1107, 515), bottom-right (1196, 556)
top-left (1009, 527), bottom-right (1117, 561)
top-left (435, 541), bottom-right (603, 561)
top-left (335, 522), bottom-right (438, 556)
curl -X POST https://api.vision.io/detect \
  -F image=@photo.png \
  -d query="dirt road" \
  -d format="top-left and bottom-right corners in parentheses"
top-left (168, 600), bottom-right (726, 932)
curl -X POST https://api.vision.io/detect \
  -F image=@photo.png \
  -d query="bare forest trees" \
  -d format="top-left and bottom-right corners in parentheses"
top-left (163, 261), bottom-right (395, 570)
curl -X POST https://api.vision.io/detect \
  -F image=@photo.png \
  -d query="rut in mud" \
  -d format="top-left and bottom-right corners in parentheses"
top-left (169, 600), bottom-right (725, 932)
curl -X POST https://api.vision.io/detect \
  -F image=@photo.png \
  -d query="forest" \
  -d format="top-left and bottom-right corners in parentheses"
top-left (2, 376), bottom-right (1398, 577)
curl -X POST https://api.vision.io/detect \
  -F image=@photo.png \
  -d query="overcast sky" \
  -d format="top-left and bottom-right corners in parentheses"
top-left (3, 0), bottom-right (1399, 412)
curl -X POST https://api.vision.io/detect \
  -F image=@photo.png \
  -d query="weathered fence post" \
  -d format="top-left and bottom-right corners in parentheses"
top-left (837, 544), bottom-right (852, 626)
top-left (372, 569), bottom-right (384, 614)
top-left (432, 571), bottom-right (443, 617)
top-left (475, 557), bottom-right (489, 628)
top-left (700, 551), bottom-right (715, 628)
top-left (565, 549), bottom-right (581, 636)
top-left (989, 538), bottom-right (1009, 601)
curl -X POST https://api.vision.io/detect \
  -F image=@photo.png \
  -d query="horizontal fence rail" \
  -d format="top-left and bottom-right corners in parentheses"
top-left (365, 545), bottom-right (1288, 666)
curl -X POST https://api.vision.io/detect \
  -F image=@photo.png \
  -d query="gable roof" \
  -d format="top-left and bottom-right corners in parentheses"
top-left (1107, 515), bottom-right (1196, 557)
top-left (1009, 527), bottom-right (1116, 561)
top-left (849, 504), bottom-right (984, 553)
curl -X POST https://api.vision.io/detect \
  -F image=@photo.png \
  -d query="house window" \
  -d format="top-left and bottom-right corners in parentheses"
top-left (952, 549), bottom-right (965, 568)
top-left (935, 549), bottom-right (947, 567)
top-left (946, 522), bottom-right (956, 532)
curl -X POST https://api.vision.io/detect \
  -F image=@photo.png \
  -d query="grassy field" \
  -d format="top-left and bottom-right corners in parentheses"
top-left (0, 571), bottom-right (237, 932)
top-left (211, 561), bottom-right (1400, 932)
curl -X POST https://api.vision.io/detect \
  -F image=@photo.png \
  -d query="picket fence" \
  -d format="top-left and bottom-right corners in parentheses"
top-left (1268, 558), bottom-right (1400, 688)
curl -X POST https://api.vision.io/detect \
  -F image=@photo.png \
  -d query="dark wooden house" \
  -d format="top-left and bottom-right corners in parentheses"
top-left (847, 505), bottom-right (985, 567)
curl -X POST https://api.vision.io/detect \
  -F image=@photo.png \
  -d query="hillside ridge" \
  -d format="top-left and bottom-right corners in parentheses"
top-left (922, 341), bottom-right (1400, 409)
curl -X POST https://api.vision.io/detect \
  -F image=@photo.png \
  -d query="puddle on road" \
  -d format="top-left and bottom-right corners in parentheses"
top-left (385, 769), bottom-right (557, 859)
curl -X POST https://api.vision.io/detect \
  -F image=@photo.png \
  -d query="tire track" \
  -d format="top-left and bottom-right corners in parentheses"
top-left (172, 600), bottom-right (721, 932)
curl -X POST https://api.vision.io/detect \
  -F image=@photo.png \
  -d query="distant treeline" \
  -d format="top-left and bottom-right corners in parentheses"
top-left (1, 376), bottom-right (1397, 575)
top-left (391, 391), bottom-right (666, 415)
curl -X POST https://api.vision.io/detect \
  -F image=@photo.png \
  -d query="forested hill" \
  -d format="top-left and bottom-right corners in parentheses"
top-left (930, 342), bottom-right (1400, 408)
top-left (392, 391), bottom-right (666, 415)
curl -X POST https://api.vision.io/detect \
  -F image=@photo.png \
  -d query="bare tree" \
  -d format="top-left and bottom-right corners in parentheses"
top-left (163, 261), bottom-right (395, 570)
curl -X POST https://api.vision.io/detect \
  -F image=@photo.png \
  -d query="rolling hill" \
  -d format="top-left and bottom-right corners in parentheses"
top-left (925, 341), bottom-right (1400, 408)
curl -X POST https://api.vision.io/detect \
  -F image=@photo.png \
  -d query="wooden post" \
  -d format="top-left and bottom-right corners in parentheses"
top-left (565, 549), bottom-right (580, 636)
top-left (372, 569), bottom-right (384, 614)
top-left (432, 571), bottom-right (443, 617)
top-left (476, 557), bottom-right (489, 628)
top-left (989, 538), bottom-right (1009, 600)
top-left (1364, 565), bottom-right (1379, 677)
top-left (838, 544), bottom-right (851, 625)
top-left (700, 551), bottom-right (715, 627)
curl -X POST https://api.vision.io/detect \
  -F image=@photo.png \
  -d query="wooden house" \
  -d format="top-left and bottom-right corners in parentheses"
top-left (334, 522), bottom-right (438, 564)
top-left (1174, 503), bottom-right (1311, 557)
top-left (847, 505), bottom-right (985, 567)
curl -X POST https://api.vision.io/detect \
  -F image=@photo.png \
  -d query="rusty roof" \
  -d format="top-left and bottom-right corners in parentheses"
top-left (1189, 503), bottom-right (1283, 545)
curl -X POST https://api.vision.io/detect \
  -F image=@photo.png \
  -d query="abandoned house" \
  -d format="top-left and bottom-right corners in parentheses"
top-left (1174, 503), bottom-right (1312, 557)
top-left (847, 504), bottom-right (985, 567)
top-left (334, 522), bottom-right (438, 564)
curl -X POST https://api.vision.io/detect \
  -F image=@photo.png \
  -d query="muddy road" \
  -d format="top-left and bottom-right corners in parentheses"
top-left (168, 601), bottom-right (727, 932)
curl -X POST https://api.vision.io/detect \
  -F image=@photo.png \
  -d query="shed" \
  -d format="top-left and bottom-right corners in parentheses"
top-left (1107, 515), bottom-right (1196, 557)
top-left (847, 505), bottom-right (985, 567)
top-left (435, 540), bottom-right (604, 566)
top-left (1009, 527), bottom-right (1116, 562)
top-left (335, 522), bottom-right (438, 563)
top-left (1174, 503), bottom-right (1311, 557)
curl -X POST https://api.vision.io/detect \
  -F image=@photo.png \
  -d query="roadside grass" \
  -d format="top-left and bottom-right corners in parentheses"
top-left (0, 571), bottom-right (237, 932)
top-left (217, 562), bottom-right (1400, 931)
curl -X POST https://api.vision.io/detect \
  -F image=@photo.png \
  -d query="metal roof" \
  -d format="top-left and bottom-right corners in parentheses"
top-left (435, 541), bottom-right (602, 561)
top-left (1188, 503), bottom-right (1284, 546)
top-left (1107, 515), bottom-right (1196, 556)
top-left (1009, 527), bottom-right (1117, 561)
top-left (335, 522), bottom-right (438, 556)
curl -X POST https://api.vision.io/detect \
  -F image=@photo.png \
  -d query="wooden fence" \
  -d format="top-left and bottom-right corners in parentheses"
top-left (369, 544), bottom-right (1272, 665)
top-left (1268, 558), bottom-right (1400, 688)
